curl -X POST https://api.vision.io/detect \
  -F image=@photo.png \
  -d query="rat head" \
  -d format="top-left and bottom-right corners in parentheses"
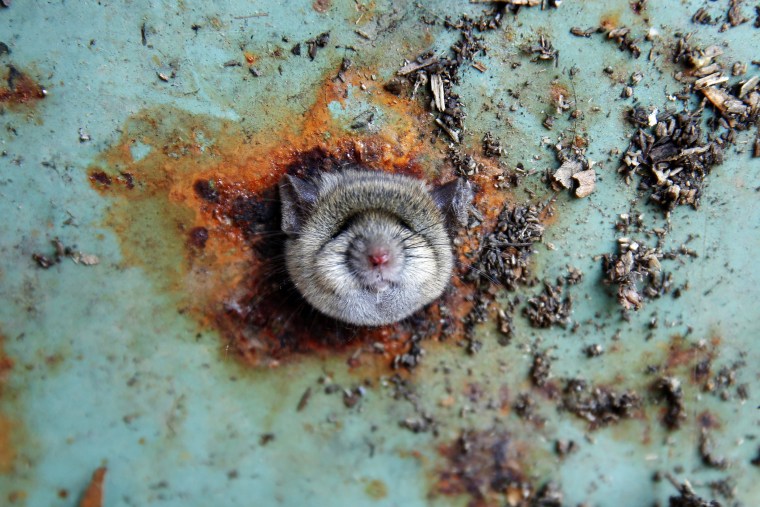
top-left (279, 169), bottom-right (472, 326)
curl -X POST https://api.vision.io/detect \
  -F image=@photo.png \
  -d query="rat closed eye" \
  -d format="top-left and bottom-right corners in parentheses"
top-left (279, 168), bottom-right (472, 326)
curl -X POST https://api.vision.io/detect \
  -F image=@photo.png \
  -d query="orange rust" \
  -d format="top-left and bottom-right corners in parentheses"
top-left (88, 66), bottom-right (513, 369)
top-left (435, 429), bottom-right (531, 507)
top-left (0, 335), bottom-right (16, 475)
top-left (363, 479), bottom-right (388, 500)
top-left (79, 467), bottom-right (107, 507)
top-left (697, 410), bottom-right (721, 430)
top-left (600, 12), bottom-right (621, 31)
top-left (312, 0), bottom-right (332, 13)
top-left (0, 66), bottom-right (46, 106)
top-left (0, 416), bottom-right (16, 475)
top-left (7, 490), bottom-right (27, 504)
top-left (548, 82), bottom-right (570, 108)
top-left (244, 52), bottom-right (257, 65)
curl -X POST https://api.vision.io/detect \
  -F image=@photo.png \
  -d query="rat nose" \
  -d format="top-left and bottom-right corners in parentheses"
top-left (368, 247), bottom-right (389, 267)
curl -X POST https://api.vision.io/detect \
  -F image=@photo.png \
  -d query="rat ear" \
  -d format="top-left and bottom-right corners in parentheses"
top-left (431, 178), bottom-right (473, 228)
top-left (279, 174), bottom-right (319, 235)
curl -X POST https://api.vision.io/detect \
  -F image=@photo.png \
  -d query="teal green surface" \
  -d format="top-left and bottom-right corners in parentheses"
top-left (0, 1), bottom-right (758, 506)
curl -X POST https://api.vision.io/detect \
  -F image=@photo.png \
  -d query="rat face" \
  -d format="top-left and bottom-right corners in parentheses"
top-left (343, 211), bottom-right (407, 293)
top-left (280, 169), bottom-right (472, 327)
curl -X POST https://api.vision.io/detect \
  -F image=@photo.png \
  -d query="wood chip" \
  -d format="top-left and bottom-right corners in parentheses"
top-left (702, 86), bottom-right (748, 117)
top-left (435, 118), bottom-right (460, 143)
top-left (573, 169), bottom-right (596, 198)
top-left (79, 467), bottom-right (107, 507)
top-left (397, 56), bottom-right (437, 76)
top-left (552, 159), bottom-right (581, 189)
top-left (739, 75), bottom-right (759, 98)
top-left (430, 73), bottom-right (445, 112)
top-left (694, 72), bottom-right (728, 90)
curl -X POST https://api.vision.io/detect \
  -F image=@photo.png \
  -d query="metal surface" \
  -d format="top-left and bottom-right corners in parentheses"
top-left (0, 1), bottom-right (758, 506)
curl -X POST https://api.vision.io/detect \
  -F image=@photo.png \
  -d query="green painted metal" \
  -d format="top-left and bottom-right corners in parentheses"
top-left (0, 1), bottom-right (758, 506)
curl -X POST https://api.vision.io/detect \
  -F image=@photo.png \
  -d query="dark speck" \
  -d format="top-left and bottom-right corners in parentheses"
top-left (193, 179), bottom-right (219, 202)
top-left (188, 227), bottom-right (209, 249)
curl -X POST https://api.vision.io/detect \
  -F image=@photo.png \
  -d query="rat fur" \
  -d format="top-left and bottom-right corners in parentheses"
top-left (279, 169), bottom-right (472, 326)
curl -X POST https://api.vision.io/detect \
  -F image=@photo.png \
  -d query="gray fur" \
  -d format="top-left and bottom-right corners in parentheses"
top-left (279, 170), bottom-right (471, 326)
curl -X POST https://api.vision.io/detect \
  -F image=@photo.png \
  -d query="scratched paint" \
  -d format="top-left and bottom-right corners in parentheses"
top-left (0, 1), bottom-right (758, 506)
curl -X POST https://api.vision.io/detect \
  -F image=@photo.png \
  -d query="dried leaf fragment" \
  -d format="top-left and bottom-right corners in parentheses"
top-left (80, 467), bottom-right (107, 507)
top-left (572, 169), bottom-right (596, 198)
top-left (552, 159), bottom-right (582, 189)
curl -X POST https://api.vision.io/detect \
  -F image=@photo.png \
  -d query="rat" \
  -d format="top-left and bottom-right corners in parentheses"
top-left (279, 168), bottom-right (472, 326)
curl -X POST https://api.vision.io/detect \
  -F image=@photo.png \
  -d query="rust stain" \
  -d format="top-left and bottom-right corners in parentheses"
top-left (0, 334), bottom-right (16, 475)
top-left (0, 65), bottom-right (46, 107)
top-left (363, 478), bottom-right (388, 500)
top-left (599, 12), bottom-right (621, 31)
top-left (312, 0), bottom-right (332, 13)
top-left (79, 467), bottom-right (107, 507)
top-left (89, 66), bottom-right (512, 369)
top-left (7, 490), bottom-right (27, 504)
top-left (0, 416), bottom-right (16, 475)
top-left (435, 429), bottom-right (539, 507)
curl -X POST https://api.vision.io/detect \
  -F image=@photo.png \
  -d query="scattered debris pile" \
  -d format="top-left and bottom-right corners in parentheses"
top-left (653, 376), bottom-right (686, 430)
top-left (523, 281), bottom-right (572, 328)
top-left (620, 37), bottom-right (760, 211)
top-left (549, 134), bottom-right (596, 198)
top-left (561, 378), bottom-right (642, 429)
top-left (620, 107), bottom-right (726, 210)
top-left (601, 236), bottom-right (671, 311)
top-left (467, 204), bottom-right (545, 291)
top-left (667, 475), bottom-right (723, 507)
top-left (523, 34), bottom-right (559, 64)
top-left (604, 26), bottom-right (643, 58)
top-left (32, 238), bottom-right (100, 268)
top-left (387, 7), bottom-right (526, 143)
top-left (436, 428), bottom-right (561, 506)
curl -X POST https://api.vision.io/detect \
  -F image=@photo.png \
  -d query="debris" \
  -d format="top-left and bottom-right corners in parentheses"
top-left (699, 429), bottom-right (728, 469)
top-left (666, 474), bottom-right (722, 507)
top-left (585, 344), bottom-right (604, 357)
top-left (79, 467), bottom-right (107, 507)
top-left (727, 0), bottom-right (749, 27)
top-left (620, 107), bottom-right (728, 211)
top-left (523, 282), bottom-right (572, 328)
top-left (601, 236), bottom-right (671, 310)
top-left (32, 238), bottom-right (100, 269)
top-left (529, 349), bottom-right (553, 387)
top-left (430, 73), bottom-right (445, 112)
top-left (396, 56), bottom-right (438, 76)
top-left (296, 387), bottom-right (312, 412)
top-left (570, 26), bottom-right (595, 37)
top-left (692, 7), bottom-right (714, 25)
top-left (435, 118), bottom-right (460, 143)
top-left (481, 132), bottom-right (502, 157)
top-left (572, 169), bottom-right (596, 197)
top-left (306, 31), bottom-right (330, 60)
top-left (496, 308), bottom-right (513, 343)
top-left (653, 376), bottom-right (686, 430)
top-left (605, 26), bottom-right (642, 58)
top-left (437, 429), bottom-right (541, 506)
top-left (525, 35), bottom-right (558, 64)
top-left (71, 253), bottom-right (100, 266)
top-left (552, 159), bottom-right (581, 189)
top-left (467, 204), bottom-right (544, 291)
top-left (561, 378), bottom-right (641, 429)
